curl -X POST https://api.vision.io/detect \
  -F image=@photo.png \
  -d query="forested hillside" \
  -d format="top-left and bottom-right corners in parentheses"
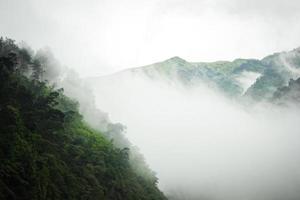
top-left (0, 38), bottom-right (166, 200)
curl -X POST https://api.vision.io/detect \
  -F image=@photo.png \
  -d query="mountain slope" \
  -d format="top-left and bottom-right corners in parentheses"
top-left (273, 77), bottom-right (300, 105)
top-left (0, 38), bottom-right (166, 200)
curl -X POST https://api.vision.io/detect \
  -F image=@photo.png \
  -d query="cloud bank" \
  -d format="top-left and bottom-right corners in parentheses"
top-left (90, 71), bottom-right (300, 200)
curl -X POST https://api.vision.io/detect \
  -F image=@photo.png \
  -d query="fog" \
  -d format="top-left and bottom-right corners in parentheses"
top-left (1, 0), bottom-right (300, 198)
top-left (89, 71), bottom-right (300, 200)
top-left (2, 0), bottom-right (300, 77)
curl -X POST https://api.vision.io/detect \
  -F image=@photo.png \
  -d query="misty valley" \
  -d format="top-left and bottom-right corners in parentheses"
top-left (1, 37), bottom-right (300, 200)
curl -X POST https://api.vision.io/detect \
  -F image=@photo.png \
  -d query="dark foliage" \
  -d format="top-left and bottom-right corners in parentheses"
top-left (0, 37), bottom-right (166, 200)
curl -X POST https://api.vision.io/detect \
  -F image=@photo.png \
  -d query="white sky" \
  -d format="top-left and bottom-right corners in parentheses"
top-left (1, 0), bottom-right (300, 77)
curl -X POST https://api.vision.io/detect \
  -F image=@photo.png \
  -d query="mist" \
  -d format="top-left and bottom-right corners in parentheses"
top-left (88, 71), bottom-right (300, 200)
top-left (2, 0), bottom-right (300, 199)
top-left (2, 0), bottom-right (300, 77)
top-left (20, 45), bottom-right (300, 199)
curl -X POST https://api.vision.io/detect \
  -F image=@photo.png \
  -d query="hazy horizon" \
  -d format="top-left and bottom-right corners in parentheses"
top-left (1, 0), bottom-right (300, 77)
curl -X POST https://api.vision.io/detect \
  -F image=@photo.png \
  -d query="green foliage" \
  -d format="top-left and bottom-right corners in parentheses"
top-left (139, 57), bottom-right (243, 96)
top-left (244, 68), bottom-right (286, 100)
top-left (0, 38), bottom-right (166, 200)
top-left (272, 77), bottom-right (300, 104)
top-left (136, 48), bottom-right (300, 101)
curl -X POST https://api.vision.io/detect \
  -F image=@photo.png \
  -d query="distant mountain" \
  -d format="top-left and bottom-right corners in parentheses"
top-left (90, 47), bottom-right (300, 102)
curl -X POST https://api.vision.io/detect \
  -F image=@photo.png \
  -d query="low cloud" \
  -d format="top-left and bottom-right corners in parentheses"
top-left (90, 71), bottom-right (300, 200)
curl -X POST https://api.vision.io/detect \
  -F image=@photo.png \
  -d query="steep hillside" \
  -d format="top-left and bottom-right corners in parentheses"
top-left (0, 38), bottom-right (166, 200)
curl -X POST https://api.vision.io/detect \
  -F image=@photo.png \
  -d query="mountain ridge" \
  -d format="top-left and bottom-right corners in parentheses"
top-left (88, 47), bottom-right (300, 101)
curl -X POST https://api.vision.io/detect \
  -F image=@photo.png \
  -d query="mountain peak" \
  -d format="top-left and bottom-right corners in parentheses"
top-left (165, 56), bottom-right (186, 63)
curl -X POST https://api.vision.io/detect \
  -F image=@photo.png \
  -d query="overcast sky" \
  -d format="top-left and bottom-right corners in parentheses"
top-left (1, 0), bottom-right (300, 77)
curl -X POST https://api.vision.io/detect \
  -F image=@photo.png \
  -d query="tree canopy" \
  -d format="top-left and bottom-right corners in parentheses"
top-left (0, 37), bottom-right (167, 200)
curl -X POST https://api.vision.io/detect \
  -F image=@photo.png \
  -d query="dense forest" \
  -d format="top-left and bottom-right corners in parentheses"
top-left (0, 38), bottom-right (167, 200)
